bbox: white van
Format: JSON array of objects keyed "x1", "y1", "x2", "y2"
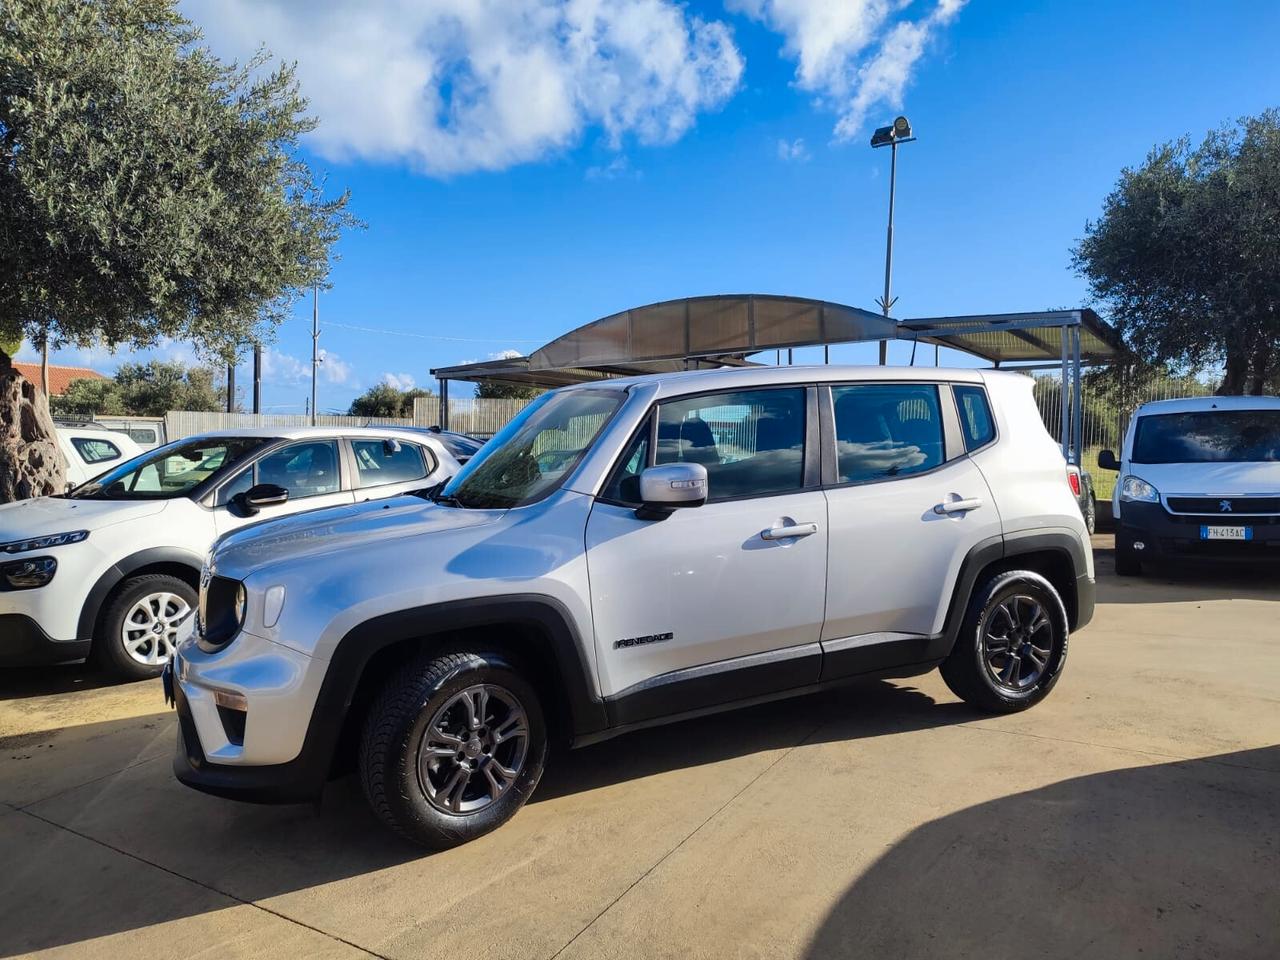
[
  {"x1": 1098, "y1": 396, "x2": 1280, "y2": 574},
  {"x1": 56, "y1": 426, "x2": 144, "y2": 490}
]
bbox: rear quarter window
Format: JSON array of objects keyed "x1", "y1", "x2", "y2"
[{"x1": 953, "y1": 385, "x2": 996, "y2": 451}]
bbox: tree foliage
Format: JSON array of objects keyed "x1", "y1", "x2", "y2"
[
  {"x1": 475, "y1": 379, "x2": 541, "y2": 400},
  {"x1": 52, "y1": 361, "x2": 225, "y2": 417},
  {"x1": 1073, "y1": 110, "x2": 1280, "y2": 395},
  {"x1": 348, "y1": 383, "x2": 435, "y2": 419},
  {"x1": 0, "y1": 0, "x2": 358, "y2": 361}
]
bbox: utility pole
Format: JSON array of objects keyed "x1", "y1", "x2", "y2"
[
  {"x1": 310, "y1": 285, "x2": 319, "y2": 426},
  {"x1": 226, "y1": 361, "x2": 236, "y2": 413},
  {"x1": 40, "y1": 332, "x2": 50, "y2": 396},
  {"x1": 870, "y1": 116, "x2": 916, "y2": 366},
  {"x1": 252, "y1": 343, "x2": 262, "y2": 414}
]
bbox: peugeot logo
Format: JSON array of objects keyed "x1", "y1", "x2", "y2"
[{"x1": 1219, "y1": 500, "x2": 1232, "y2": 513}]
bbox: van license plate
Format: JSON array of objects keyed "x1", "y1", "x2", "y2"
[{"x1": 1200, "y1": 526, "x2": 1251, "y2": 541}]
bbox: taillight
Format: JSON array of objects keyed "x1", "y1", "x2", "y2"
[{"x1": 1067, "y1": 470, "x2": 1081, "y2": 497}]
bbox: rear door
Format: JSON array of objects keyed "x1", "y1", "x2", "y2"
[
  {"x1": 820, "y1": 381, "x2": 1003, "y2": 679},
  {"x1": 586, "y1": 385, "x2": 828, "y2": 720},
  {"x1": 347, "y1": 437, "x2": 437, "y2": 502}
]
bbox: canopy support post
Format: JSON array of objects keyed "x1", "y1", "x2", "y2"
[{"x1": 1060, "y1": 326, "x2": 1070, "y2": 462}]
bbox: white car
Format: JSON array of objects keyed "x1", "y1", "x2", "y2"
[
  {"x1": 0, "y1": 427, "x2": 461, "y2": 678},
  {"x1": 1098, "y1": 395, "x2": 1280, "y2": 574},
  {"x1": 169, "y1": 366, "x2": 1094, "y2": 847},
  {"x1": 56, "y1": 426, "x2": 144, "y2": 489}
]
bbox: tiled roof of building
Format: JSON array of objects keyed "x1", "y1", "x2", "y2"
[{"x1": 11, "y1": 363, "x2": 110, "y2": 396}]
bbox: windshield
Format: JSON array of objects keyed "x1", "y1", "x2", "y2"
[
  {"x1": 1132, "y1": 411, "x2": 1280, "y2": 464},
  {"x1": 440, "y1": 390, "x2": 623, "y2": 508},
  {"x1": 68, "y1": 436, "x2": 273, "y2": 500}
]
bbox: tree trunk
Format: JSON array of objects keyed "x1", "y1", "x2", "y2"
[
  {"x1": 1219, "y1": 348, "x2": 1249, "y2": 395},
  {"x1": 1247, "y1": 344, "x2": 1273, "y2": 396},
  {"x1": 0, "y1": 353, "x2": 68, "y2": 503}
]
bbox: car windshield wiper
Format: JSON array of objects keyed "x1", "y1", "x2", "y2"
[{"x1": 428, "y1": 487, "x2": 468, "y2": 508}]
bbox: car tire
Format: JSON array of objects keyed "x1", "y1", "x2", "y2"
[
  {"x1": 940, "y1": 570, "x2": 1069, "y2": 714},
  {"x1": 1083, "y1": 493, "x2": 1097, "y2": 535},
  {"x1": 95, "y1": 574, "x2": 197, "y2": 681},
  {"x1": 1114, "y1": 525, "x2": 1143, "y2": 576},
  {"x1": 360, "y1": 651, "x2": 547, "y2": 848}
]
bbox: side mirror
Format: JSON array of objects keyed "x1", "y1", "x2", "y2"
[
  {"x1": 1096, "y1": 449, "x2": 1120, "y2": 472},
  {"x1": 233, "y1": 483, "x2": 289, "y2": 516},
  {"x1": 635, "y1": 463, "x2": 708, "y2": 521}
]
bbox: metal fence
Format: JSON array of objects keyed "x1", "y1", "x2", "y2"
[
  {"x1": 1033, "y1": 372, "x2": 1216, "y2": 498},
  {"x1": 164, "y1": 411, "x2": 417, "y2": 442},
  {"x1": 413, "y1": 397, "x2": 533, "y2": 437}
]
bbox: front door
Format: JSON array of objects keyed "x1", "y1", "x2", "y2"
[
  {"x1": 213, "y1": 439, "x2": 354, "y2": 535},
  {"x1": 586, "y1": 386, "x2": 827, "y2": 722}
]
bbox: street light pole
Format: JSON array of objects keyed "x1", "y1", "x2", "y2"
[
  {"x1": 871, "y1": 116, "x2": 916, "y2": 366},
  {"x1": 878, "y1": 139, "x2": 899, "y2": 366},
  {"x1": 310, "y1": 285, "x2": 319, "y2": 426}
]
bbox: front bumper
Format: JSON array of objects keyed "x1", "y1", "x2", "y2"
[
  {"x1": 168, "y1": 633, "x2": 341, "y2": 805},
  {"x1": 0, "y1": 614, "x2": 91, "y2": 666},
  {"x1": 1118, "y1": 501, "x2": 1280, "y2": 561}
]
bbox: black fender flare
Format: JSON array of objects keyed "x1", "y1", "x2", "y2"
[
  {"x1": 78, "y1": 546, "x2": 205, "y2": 641},
  {"x1": 941, "y1": 530, "x2": 1092, "y2": 652},
  {"x1": 325, "y1": 594, "x2": 608, "y2": 743}
]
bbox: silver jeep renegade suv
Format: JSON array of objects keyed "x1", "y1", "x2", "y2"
[{"x1": 168, "y1": 366, "x2": 1095, "y2": 847}]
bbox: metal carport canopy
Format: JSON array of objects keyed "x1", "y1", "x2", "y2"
[{"x1": 897, "y1": 309, "x2": 1121, "y2": 366}]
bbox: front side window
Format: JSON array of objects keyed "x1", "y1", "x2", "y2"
[
  {"x1": 600, "y1": 419, "x2": 651, "y2": 505},
  {"x1": 656, "y1": 388, "x2": 806, "y2": 501},
  {"x1": 352, "y1": 439, "x2": 429, "y2": 488},
  {"x1": 1133, "y1": 411, "x2": 1280, "y2": 464},
  {"x1": 71, "y1": 437, "x2": 122, "y2": 465},
  {"x1": 69, "y1": 437, "x2": 271, "y2": 500},
  {"x1": 831, "y1": 383, "x2": 944, "y2": 484},
  {"x1": 255, "y1": 441, "x2": 342, "y2": 498},
  {"x1": 954, "y1": 385, "x2": 995, "y2": 451},
  {"x1": 442, "y1": 390, "x2": 623, "y2": 509}
]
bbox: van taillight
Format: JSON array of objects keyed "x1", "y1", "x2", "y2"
[{"x1": 1067, "y1": 470, "x2": 1081, "y2": 497}]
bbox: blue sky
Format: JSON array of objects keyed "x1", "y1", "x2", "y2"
[{"x1": 29, "y1": 0, "x2": 1280, "y2": 413}]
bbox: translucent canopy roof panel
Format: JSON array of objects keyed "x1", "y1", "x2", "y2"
[
  {"x1": 529, "y1": 294, "x2": 896, "y2": 370},
  {"x1": 898, "y1": 310, "x2": 1122, "y2": 365}
]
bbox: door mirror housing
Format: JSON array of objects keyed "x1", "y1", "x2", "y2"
[
  {"x1": 233, "y1": 483, "x2": 290, "y2": 516},
  {"x1": 635, "y1": 463, "x2": 708, "y2": 520},
  {"x1": 1096, "y1": 449, "x2": 1120, "y2": 472}
]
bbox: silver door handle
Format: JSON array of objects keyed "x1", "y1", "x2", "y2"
[
  {"x1": 761, "y1": 522, "x2": 819, "y2": 540},
  {"x1": 934, "y1": 498, "x2": 984, "y2": 515}
]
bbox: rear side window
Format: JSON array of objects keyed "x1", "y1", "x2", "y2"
[
  {"x1": 656, "y1": 388, "x2": 806, "y2": 501},
  {"x1": 831, "y1": 384, "x2": 944, "y2": 483},
  {"x1": 351, "y1": 439, "x2": 429, "y2": 488},
  {"x1": 953, "y1": 385, "x2": 996, "y2": 451},
  {"x1": 71, "y1": 437, "x2": 122, "y2": 464}
]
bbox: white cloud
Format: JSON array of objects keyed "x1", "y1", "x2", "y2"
[
  {"x1": 489, "y1": 349, "x2": 524, "y2": 361},
  {"x1": 382, "y1": 372, "x2": 417, "y2": 390},
  {"x1": 730, "y1": 0, "x2": 965, "y2": 139},
  {"x1": 776, "y1": 137, "x2": 810, "y2": 161},
  {"x1": 318, "y1": 349, "x2": 354, "y2": 385},
  {"x1": 261, "y1": 348, "x2": 310, "y2": 385},
  {"x1": 585, "y1": 155, "x2": 640, "y2": 181},
  {"x1": 183, "y1": 0, "x2": 744, "y2": 176}
]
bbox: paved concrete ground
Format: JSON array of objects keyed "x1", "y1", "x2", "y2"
[{"x1": 2, "y1": 535, "x2": 1277, "y2": 959}]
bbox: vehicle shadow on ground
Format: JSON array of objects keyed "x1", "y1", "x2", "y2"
[
  {"x1": 0, "y1": 662, "x2": 128, "y2": 702},
  {"x1": 802, "y1": 745, "x2": 1280, "y2": 960},
  {"x1": 1093, "y1": 546, "x2": 1280, "y2": 604},
  {"x1": 1, "y1": 680, "x2": 980, "y2": 955}
]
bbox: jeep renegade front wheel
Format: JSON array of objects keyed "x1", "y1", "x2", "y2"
[
  {"x1": 939, "y1": 570, "x2": 1068, "y2": 713},
  {"x1": 359, "y1": 651, "x2": 548, "y2": 848}
]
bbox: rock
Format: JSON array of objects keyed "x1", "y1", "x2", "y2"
[{"x1": 0, "y1": 358, "x2": 67, "y2": 503}]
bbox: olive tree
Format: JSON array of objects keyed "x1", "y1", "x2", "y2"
[
  {"x1": 0, "y1": 0, "x2": 357, "y2": 498},
  {"x1": 1073, "y1": 110, "x2": 1280, "y2": 395}
]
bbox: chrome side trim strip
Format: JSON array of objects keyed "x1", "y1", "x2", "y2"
[
  {"x1": 613, "y1": 642, "x2": 822, "y2": 698},
  {"x1": 821, "y1": 631, "x2": 924, "y2": 654}
]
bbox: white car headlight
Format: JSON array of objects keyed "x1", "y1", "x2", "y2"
[
  {"x1": 0, "y1": 530, "x2": 88, "y2": 553},
  {"x1": 1120, "y1": 475, "x2": 1159, "y2": 503}
]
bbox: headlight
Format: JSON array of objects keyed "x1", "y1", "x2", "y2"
[
  {"x1": 0, "y1": 557, "x2": 57, "y2": 589},
  {"x1": 197, "y1": 574, "x2": 248, "y2": 652},
  {"x1": 0, "y1": 530, "x2": 88, "y2": 554},
  {"x1": 1120, "y1": 475, "x2": 1159, "y2": 503}
]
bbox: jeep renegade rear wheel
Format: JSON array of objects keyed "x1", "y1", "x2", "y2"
[
  {"x1": 359, "y1": 651, "x2": 547, "y2": 848},
  {"x1": 940, "y1": 570, "x2": 1068, "y2": 713}
]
